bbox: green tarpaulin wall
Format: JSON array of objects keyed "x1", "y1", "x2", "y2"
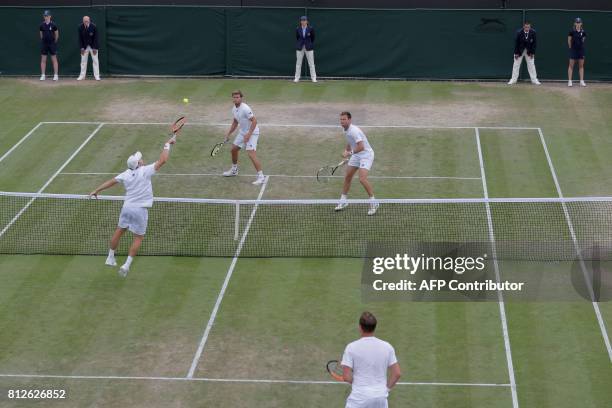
[{"x1": 0, "y1": 7, "x2": 610, "y2": 80}]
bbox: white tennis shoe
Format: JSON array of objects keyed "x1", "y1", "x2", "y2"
[
  {"x1": 223, "y1": 167, "x2": 239, "y2": 177},
  {"x1": 568, "y1": 80, "x2": 573, "y2": 87},
  {"x1": 39, "y1": 75, "x2": 46, "y2": 81},
  {"x1": 252, "y1": 175, "x2": 266, "y2": 185},
  {"x1": 105, "y1": 255, "x2": 117, "y2": 267},
  {"x1": 580, "y1": 81, "x2": 586, "y2": 87},
  {"x1": 53, "y1": 74, "x2": 58, "y2": 81},
  {"x1": 532, "y1": 79, "x2": 541, "y2": 85},
  {"x1": 118, "y1": 264, "x2": 129, "y2": 278},
  {"x1": 334, "y1": 202, "x2": 348, "y2": 212},
  {"x1": 368, "y1": 202, "x2": 379, "y2": 216}
]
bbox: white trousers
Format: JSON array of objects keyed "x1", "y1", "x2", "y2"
[
  {"x1": 510, "y1": 49, "x2": 538, "y2": 82},
  {"x1": 295, "y1": 48, "x2": 316, "y2": 81},
  {"x1": 80, "y1": 46, "x2": 100, "y2": 79}
]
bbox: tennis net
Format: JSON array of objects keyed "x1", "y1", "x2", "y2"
[{"x1": 1, "y1": 191, "x2": 612, "y2": 260}]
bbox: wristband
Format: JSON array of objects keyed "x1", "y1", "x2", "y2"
[{"x1": 164, "y1": 143, "x2": 171, "y2": 151}]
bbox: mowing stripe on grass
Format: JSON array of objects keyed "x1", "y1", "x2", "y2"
[
  {"x1": 0, "y1": 373, "x2": 511, "y2": 387},
  {"x1": 60, "y1": 172, "x2": 481, "y2": 181},
  {"x1": 0, "y1": 124, "x2": 104, "y2": 239},
  {"x1": 537, "y1": 128, "x2": 612, "y2": 363},
  {"x1": 186, "y1": 176, "x2": 270, "y2": 378},
  {"x1": 476, "y1": 128, "x2": 519, "y2": 408},
  {"x1": 0, "y1": 122, "x2": 44, "y2": 165}
]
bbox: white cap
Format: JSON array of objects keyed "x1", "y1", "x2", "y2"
[{"x1": 127, "y1": 151, "x2": 142, "y2": 170}]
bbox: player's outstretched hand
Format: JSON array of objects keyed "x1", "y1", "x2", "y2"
[{"x1": 89, "y1": 191, "x2": 98, "y2": 199}]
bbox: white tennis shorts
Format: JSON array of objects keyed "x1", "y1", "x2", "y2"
[
  {"x1": 233, "y1": 131, "x2": 260, "y2": 151},
  {"x1": 118, "y1": 206, "x2": 149, "y2": 236},
  {"x1": 348, "y1": 152, "x2": 374, "y2": 171},
  {"x1": 345, "y1": 396, "x2": 388, "y2": 408}
]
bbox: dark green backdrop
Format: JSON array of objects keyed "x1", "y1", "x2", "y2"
[{"x1": 1, "y1": 7, "x2": 610, "y2": 80}]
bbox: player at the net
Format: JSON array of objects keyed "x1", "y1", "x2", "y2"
[
  {"x1": 335, "y1": 111, "x2": 378, "y2": 215},
  {"x1": 88, "y1": 119, "x2": 183, "y2": 277}
]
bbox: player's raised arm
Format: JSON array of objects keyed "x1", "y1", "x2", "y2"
[{"x1": 154, "y1": 137, "x2": 176, "y2": 171}]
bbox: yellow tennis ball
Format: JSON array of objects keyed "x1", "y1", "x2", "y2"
[{"x1": 183, "y1": 98, "x2": 189, "y2": 104}]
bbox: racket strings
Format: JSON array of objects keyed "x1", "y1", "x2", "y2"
[
  {"x1": 326, "y1": 360, "x2": 344, "y2": 381},
  {"x1": 317, "y1": 166, "x2": 334, "y2": 182}
]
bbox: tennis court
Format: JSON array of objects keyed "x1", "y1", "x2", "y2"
[{"x1": 0, "y1": 78, "x2": 611, "y2": 407}]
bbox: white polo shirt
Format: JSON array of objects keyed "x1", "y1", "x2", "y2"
[
  {"x1": 232, "y1": 102, "x2": 260, "y2": 135},
  {"x1": 115, "y1": 163, "x2": 156, "y2": 208},
  {"x1": 343, "y1": 124, "x2": 373, "y2": 158},
  {"x1": 341, "y1": 336, "x2": 398, "y2": 401}
]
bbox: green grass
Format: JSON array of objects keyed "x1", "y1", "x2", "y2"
[{"x1": 0, "y1": 78, "x2": 611, "y2": 407}]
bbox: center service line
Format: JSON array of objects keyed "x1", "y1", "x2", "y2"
[{"x1": 187, "y1": 176, "x2": 270, "y2": 378}]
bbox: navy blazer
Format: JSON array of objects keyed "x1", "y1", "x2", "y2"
[
  {"x1": 514, "y1": 28, "x2": 536, "y2": 55},
  {"x1": 296, "y1": 26, "x2": 315, "y2": 51},
  {"x1": 78, "y1": 22, "x2": 99, "y2": 50}
]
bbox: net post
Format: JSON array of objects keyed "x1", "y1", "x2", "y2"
[{"x1": 234, "y1": 202, "x2": 240, "y2": 241}]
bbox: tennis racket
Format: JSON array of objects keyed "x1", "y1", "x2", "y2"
[
  {"x1": 317, "y1": 159, "x2": 348, "y2": 183},
  {"x1": 169, "y1": 116, "x2": 187, "y2": 141},
  {"x1": 326, "y1": 360, "x2": 344, "y2": 382},
  {"x1": 210, "y1": 140, "x2": 228, "y2": 157}
]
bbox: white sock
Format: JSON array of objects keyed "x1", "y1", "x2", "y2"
[
  {"x1": 257, "y1": 170, "x2": 263, "y2": 176},
  {"x1": 340, "y1": 194, "x2": 347, "y2": 201},
  {"x1": 108, "y1": 249, "x2": 115, "y2": 258},
  {"x1": 124, "y1": 256, "x2": 133, "y2": 267}
]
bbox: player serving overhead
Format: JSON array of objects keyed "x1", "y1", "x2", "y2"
[
  {"x1": 335, "y1": 111, "x2": 378, "y2": 215},
  {"x1": 222, "y1": 90, "x2": 266, "y2": 185},
  {"x1": 89, "y1": 120, "x2": 183, "y2": 277}
]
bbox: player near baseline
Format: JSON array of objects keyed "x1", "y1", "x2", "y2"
[
  {"x1": 341, "y1": 312, "x2": 402, "y2": 408},
  {"x1": 334, "y1": 111, "x2": 378, "y2": 216},
  {"x1": 89, "y1": 135, "x2": 178, "y2": 277}
]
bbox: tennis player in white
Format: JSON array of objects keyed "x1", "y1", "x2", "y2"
[
  {"x1": 89, "y1": 136, "x2": 176, "y2": 277},
  {"x1": 223, "y1": 90, "x2": 265, "y2": 185},
  {"x1": 335, "y1": 111, "x2": 378, "y2": 215},
  {"x1": 341, "y1": 312, "x2": 402, "y2": 408}
]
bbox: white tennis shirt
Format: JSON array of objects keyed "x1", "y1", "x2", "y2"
[
  {"x1": 343, "y1": 124, "x2": 373, "y2": 158},
  {"x1": 232, "y1": 102, "x2": 260, "y2": 135},
  {"x1": 115, "y1": 163, "x2": 156, "y2": 208},
  {"x1": 341, "y1": 336, "x2": 398, "y2": 401}
]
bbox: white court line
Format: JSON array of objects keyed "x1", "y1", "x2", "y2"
[
  {"x1": 41, "y1": 121, "x2": 540, "y2": 130},
  {"x1": 0, "y1": 124, "x2": 105, "y2": 239},
  {"x1": 59, "y1": 172, "x2": 481, "y2": 181},
  {"x1": 537, "y1": 128, "x2": 612, "y2": 363},
  {"x1": 0, "y1": 122, "x2": 44, "y2": 165},
  {"x1": 0, "y1": 373, "x2": 510, "y2": 387},
  {"x1": 475, "y1": 128, "x2": 519, "y2": 408},
  {"x1": 186, "y1": 176, "x2": 270, "y2": 378}
]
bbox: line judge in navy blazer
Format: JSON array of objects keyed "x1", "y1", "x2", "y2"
[{"x1": 294, "y1": 16, "x2": 317, "y2": 83}]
